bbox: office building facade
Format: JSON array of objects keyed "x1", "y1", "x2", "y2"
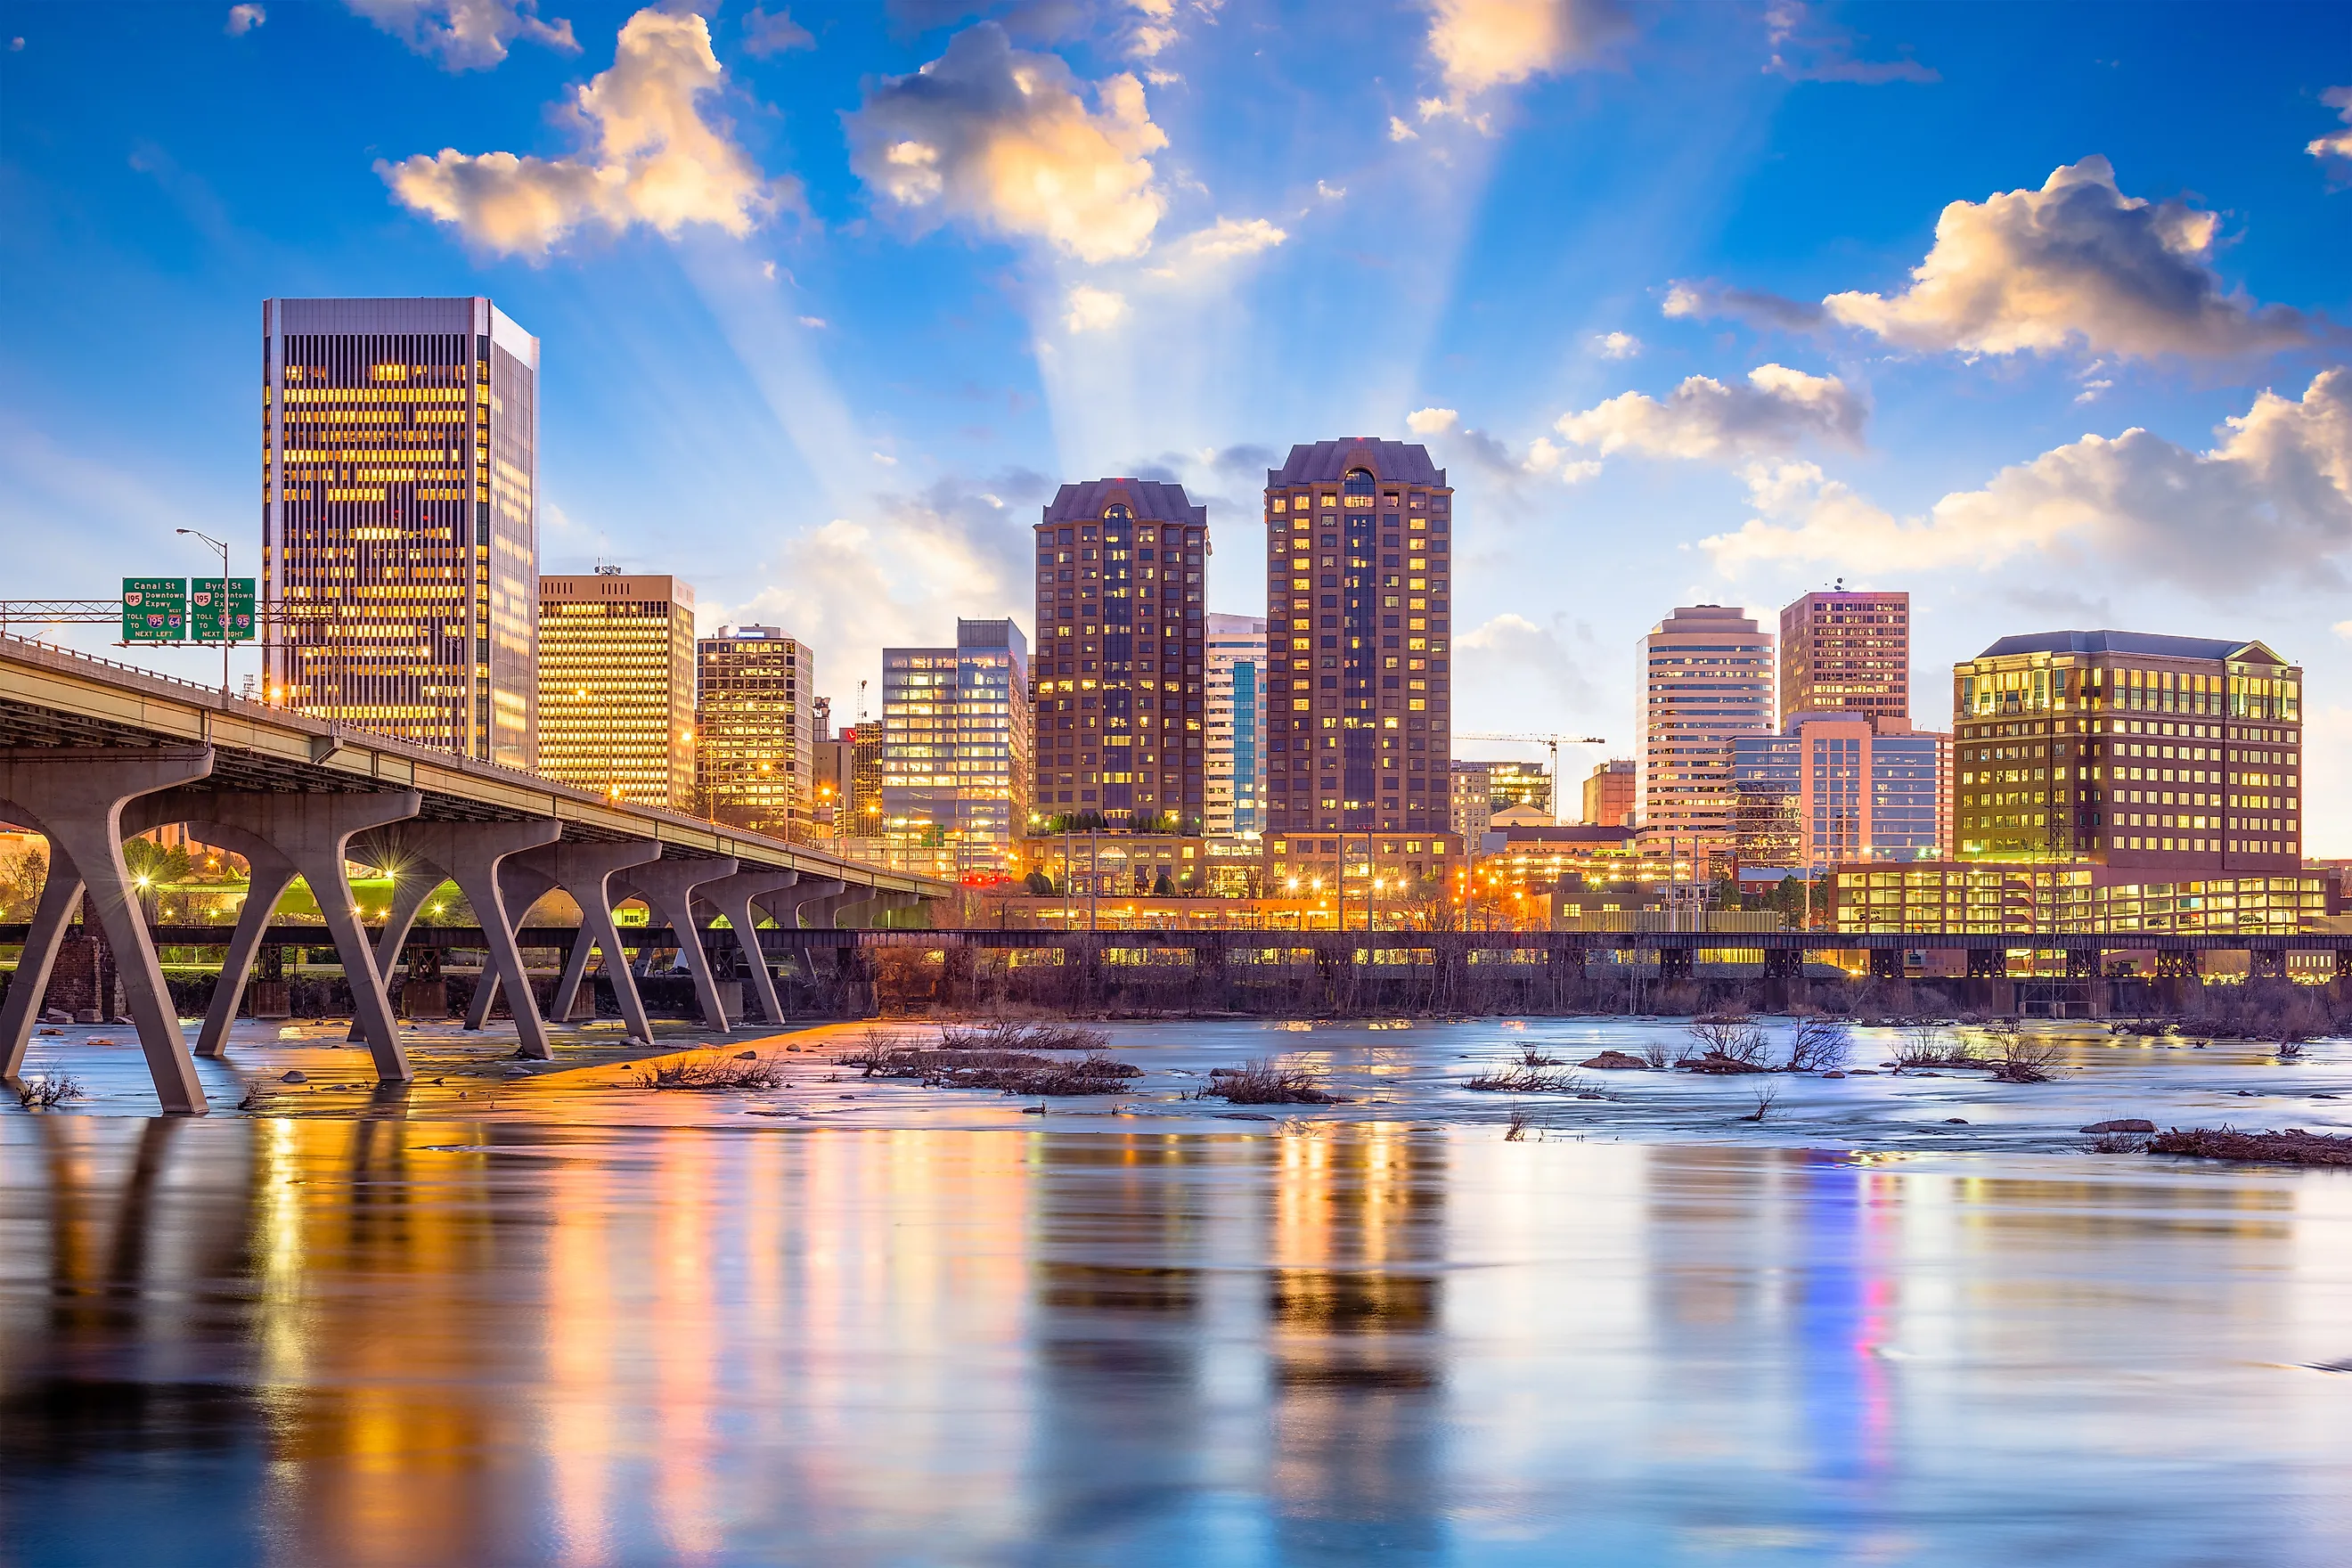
[
  {"x1": 1449, "y1": 762, "x2": 1495, "y2": 845},
  {"x1": 1205, "y1": 613, "x2": 1268, "y2": 838},
  {"x1": 1781, "y1": 589, "x2": 1909, "y2": 723},
  {"x1": 1637, "y1": 604, "x2": 1776, "y2": 843},
  {"x1": 1582, "y1": 758, "x2": 1637, "y2": 828},
  {"x1": 536, "y1": 570, "x2": 695, "y2": 809},
  {"x1": 696, "y1": 626, "x2": 816, "y2": 835},
  {"x1": 883, "y1": 619, "x2": 1031, "y2": 874},
  {"x1": 1031, "y1": 480, "x2": 1207, "y2": 829},
  {"x1": 1731, "y1": 714, "x2": 1947, "y2": 875},
  {"x1": 262, "y1": 296, "x2": 539, "y2": 767},
  {"x1": 1952, "y1": 630, "x2": 2303, "y2": 873}
]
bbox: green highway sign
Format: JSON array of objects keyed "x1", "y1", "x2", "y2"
[
  {"x1": 191, "y1": 577, "x2": 257, "y2": 644},
  {"x1": 121, "y1": 577, "x2": 186, "y2": 644}
]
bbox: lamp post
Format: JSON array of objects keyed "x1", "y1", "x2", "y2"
[{"x1": 177, "y1": 527, "x2": 232, "y2": 699}]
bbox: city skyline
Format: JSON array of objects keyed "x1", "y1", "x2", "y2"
[{"x1": 3, "y1": 3, "x2": 2348, "y2": 846}]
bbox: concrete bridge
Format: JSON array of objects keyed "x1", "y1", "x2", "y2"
[{"x1": 0, "y1": 634, "x2": 950, "y2": 1113}]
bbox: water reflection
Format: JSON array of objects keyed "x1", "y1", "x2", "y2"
[{"x1": 5, "y1": 1119, "x2": 2352, "y2": 1564}]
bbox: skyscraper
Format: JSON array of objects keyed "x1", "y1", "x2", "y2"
[
  {"x1": 1263, "y1": 442, "x2": 1454, "y2": 830},
  {"x1": 882, "y1": 619, "x2": 1031, "y2": 874},
  {"x1": 1781, "y1": 588, "x2": 1910, "y2": 723},
  {"x1": 1031, "y1": 479, "x2": 1208, "y2": 828},
  {"x1": 1205, "y1": 613, "x2": 1268, "y2": 838},
  {"x1": 1952, "y1": 631, "x2": 2302, "y2": 870},
  {"x1": 536, "y1": 569, "x2": 695, "y2": 809},
  {"x1": 696, "y1": 625, "x2": 816, "y2": 835},
  {"x1": 1732, "y1": 714, "x2": 1946, "y2": 874},
  {"x1": 263, "y1": 297, "x2": 539, "y2": 768},
  {"x1": 1638, "y1": 605, "x2": 1775, "y2": 845}
]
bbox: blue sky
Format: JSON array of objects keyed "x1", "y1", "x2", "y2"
[{"x1": 3, "y1": 1, "x2": 2348, "y2": 836}]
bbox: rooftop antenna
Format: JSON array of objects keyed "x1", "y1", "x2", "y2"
[{"x1": 856, "y1": 677, "x2": 870, "y2": 727}]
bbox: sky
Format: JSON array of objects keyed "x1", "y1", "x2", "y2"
[{"x1": 2, "y1": 1, "x2": 2348, "y2": 834}]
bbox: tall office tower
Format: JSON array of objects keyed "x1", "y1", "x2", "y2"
[
  {"x1": 263, "y1": 298, "x2": 539, "y2": 768},
  {"x1": 1263, "y1": 441, "x2": 1453, "y2": 835},
  {"x1": 536, "y1": 569, "x2": 696, "y2": 809},
  {"x1": 1205, "y1": 613, "x2": 1268, "y2": 837},
  {"x1": 846, "y1": 721, "x2": 884, "y2": 838},
  {"x1": 1581, "y1": 758, "x2": 1637, "y2": 828},
  {"x1": 1031, "y1": 479, "x2": 1208, "y2": 827},
  {"x1": 1953, "y1": 631, "x2": 2302, "y2": 871},
  {"x1": 882, "y1": 619, "x2": 1031, "y2": 872},
  {"x1": 1637, "y1": 605, "x2": 1776, "y2": 844},
  {"x1": 1782, "y1": 588, "x2": 1910, "y2": 723},
  {"x1": 696, "y1": 625, "x2": 816, "y2": 835}
]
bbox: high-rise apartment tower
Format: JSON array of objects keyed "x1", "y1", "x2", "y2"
[
  {"x1": 1263, "y1": 441, "x2": 1453, "y2": 835},
  {"x1": 263, "y1": 297, "x2": 539, "y2": 767},
  {"x1": 1638, "y1": 605, "x2": 1776, "y2": 842},
  {"x1": 536, "y1": 570, "x2": 695, "y2": 809},
  {"x1": 1782, "y1": 589, "x2": 1909, "y2": 723},
  {"x1": 1031, "y1": 479, "x2": 1207, "y2": 828},
  {"x1": 696, "y1": 626, "x2": 815, "y2": 835},
  {"x1": 1205, "y1": 613, "x2": 1268, "y2": 837}
]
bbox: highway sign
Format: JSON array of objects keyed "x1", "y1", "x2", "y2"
[
  {"x1": 190, "y1": 577, "x2": 256, "y2": 644},
  {"x1": 121, "y1": 577, "x2": 187, "y2": 643}
]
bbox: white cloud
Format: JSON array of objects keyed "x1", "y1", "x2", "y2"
[
  {"x1": 2074, "y1": 379, "x2": 2112, "y2": 404},
  {"x1": 1700, "y1": 369, "x2": 2352, "y2": 595},
  {"x1": 1592, "y1": 330, "x2": 1640, "y2": 359},
  {"x1": 1406, "y1": 407, "x2": 1459, "y2": 435},
  {"x1": 1064, "y1": 284, "x2": 1130, "y2": 332},
  {"x1": 225, "y1": 4, "x2": 265, "y2": 36},
  {"x1": 1387, "y1": 115, "x2": 1418, "y2": 143},
  {"x1": 1422, "y1": 0, "x2": 1632, "y2": 108},
  {"x1": 1315, "y1": 179, "x2": 1346, "y2": 202},
  {"x1": 380, "y1": 9, "x2": 782, "y2": 259},
  {"x1": 1523, "y1": 437, "x2": 1601, "y2": 483},
  {"x1": 1823, "y1": 156, "x2": 2321, "y2": 358},
  {"x1": 345, "y1": 0, "x2": 577, "y2": 70},
  {"x1": 845, "y1": 22, "x2": 1167, "y2": 264},
  {"x1": 2312, "y1": 86, "x2": 2352, "y2": 175},
  {"x1": 1171, "y1": 215, "x2": 1285, "y2": 262},
  {"x1": 1555, "y1": 364, "x2": 1866, "y2": 461},
  {"x1": 1458, "y1": 611, "x2": 1601, "y2": 713},
  {"x1": 739, "y1": 5, "x2": 813, "y2": 58},
  {"x1": 797, "y1": 314, "x2": 828, "y2": 329}
]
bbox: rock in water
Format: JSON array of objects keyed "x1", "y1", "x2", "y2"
[
  {"x1": 280, "y1": 1070, "x2": 307, "y2": 1083},
  {"x1": 2081, "y1": 1118, "x2": 2156, "y2": 1133}
]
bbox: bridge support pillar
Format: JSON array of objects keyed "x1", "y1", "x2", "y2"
[
  {"x1": 764, "y1": 878, "x2": 847, "y2": 929},
  {"x1": 0, "y1": 747, "x2": 217, "y2": 1113},
  {"x1": 2067, "y1": 945, "x2": 2102, "y2": 981},
  {"x1": 1869, "y1": 947, "x2": 1904, "y2": 981},
  {"x1": 1656, "y1": 944, "x2": 1694, "y2": 984},
  {"x1": 620, "y1": 858, "x2": 741, "y2": 1032},
  {"x1": 1966, "y1": 947, "x2": 2007, "y2": 980},
  {"x1": 357, "y1": 820, "x2": 562, "y2": 1058},
  {"x1": 492, "y1": 840, "x2": 665, "y2": 1044},
  {"x1": 696, "y1": 870, "x2": 802, "y2": 1025},
  {"x1": 139, "y1": 788, "x2": 426, "y2": 1082}
]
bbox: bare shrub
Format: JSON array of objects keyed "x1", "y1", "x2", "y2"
[
  {"x1": 635, "y1": 1056, "x2": 787, "y2": 1090},
  {"x1": 2086, "y1": 1132, "x2": 2150, "y2": 1154},
  {"x1": 1740, "y1": 1083, "x2": 1781, "y2": 1123},
  {"x1": 937, "y1": 1019, "x2": 1110, "y2": 1053},
  {"x1": 2149, "y1": 1126, "x2": 2352, "y2": 1165},
  {"x1": 1504, "y1": 1106, "x2": 1536, "y2": 1141},
  {"x1": 852, "y1": 1045, "x2": 1140, "y2": 1095},
  {"x1": 1201, "y1": 1059, "x2": 1342, "y2": 1105},
  {"x1": 1784, "y1": 1016, "x2": 1850, "y2": 1073},
  {"x1": 1898, "y1": 1022, "x2": 1980, "y2": 1069},
  {"x1": 1465, "y1": 1063, "x2": 1579, "y2": 1092},
  {"x1": 2276, "y1": 1039, "x2": 2307, "y2": 1062},
  {"x1": 14, "y1": 1074, "x2": 84, "y2": 1110},
  {"x1": 1989, "y1": 1037, "x2": 2063, "y2": 1084},
  {"x1": 1686, "y1": 1015, "x2": 1757, "y2": 1055},
  {"x1": 1515, "y1": 1047, "x2": 1564, "y2": 1067},
  {"x1": 1639, "y1": 1037, "x2": 1678, "y2": 1069}
]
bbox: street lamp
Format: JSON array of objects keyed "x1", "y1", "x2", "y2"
[{"x1": 176, "y1": 527, "x2": 232, "y2": 699}]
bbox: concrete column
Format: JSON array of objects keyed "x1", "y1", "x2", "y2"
[
  {"x1": 765, "y1": 878, "x2": 846, "y2": 929},
  {"x1": 695, "y1": 870, "x2": 800, "y2": 1025},
  {"x1": 0, "y1": 845, "x2": 90, "y2": 1081},
  {"x1": 0, "y1": 747, "x2": 216, "y2": 1113},
  {"x1": 482, "y1": 840, "x2": 662, "y2": 1043},
  {"x1": 355, "y1": 820, "x2": 562, "y2": 1058},
  {"x1": 141, "y1": 788, "x2": 425, "y2": 1082},
  {"x1": 191, "y1": 843, "x2": 296, "y2": 1058},
  {"x1": 619, "y1": 857, "x2": 740, "y2": 1032}
]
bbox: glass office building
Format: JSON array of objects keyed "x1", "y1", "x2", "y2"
[
  {"x1": 1732, "y1": 715, "x2": 1948, "y2": 874},
  {"x1": 883, "y1": 619, "x2": 1031, "y2": 875},
  {"x1": 537, "y1": 570, "x2": 696, "y2": 809},
  {"x1": 1205, "y1": 613, "x2": 1267, "y2": 838},
  {"x1": 696, "y1": 626, "x2": 816, "y2": 835}
]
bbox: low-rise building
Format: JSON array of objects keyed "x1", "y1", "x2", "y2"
[
  {"x1": 1831, "y1": 862, "x2": 2323, "y2": 936},
  {"x1": 1581, "y1": 759, "x2": 1636, "y2": 828}
]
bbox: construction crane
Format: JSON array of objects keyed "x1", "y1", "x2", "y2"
[{"x1": 1456, "y1": 732, "x2": 1609, "y2": 826}]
